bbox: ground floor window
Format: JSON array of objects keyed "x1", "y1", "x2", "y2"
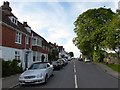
[
  {"x1": 33, "y1": 52, "x2": 42, "y2": 62},
  {"x1": 15, "y1": 51, "x2": 20, "y2": 60}
]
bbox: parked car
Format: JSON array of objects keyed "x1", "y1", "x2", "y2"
[
  {"x1": 57, "y1": 59, "x2": 65, "y2": 67},
  {"x1": 63, "y1": 58, "x2": 68, "y2": 65},
  {"x1": 57, "y1": 58, "x2": 68, "y2": 66},
  {"x1": 19, "y1": 62, "x2": 53, "y2": 85},
  {"x1": 50, "y1": 61, "x2": 62, "y2": 70},
  {"x1": 78, "y1": 58, "x2": 83, "y2": 61},
  {"x1": 84, "y1": 58, "x2": 91, "y2": 63},
  {"x1": 68, "y1": 58, "x2": 72, "y2": 61}
]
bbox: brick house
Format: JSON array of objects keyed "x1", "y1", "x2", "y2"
[
  {"x1": 0, "y1": 1, "x2": 33, "y2": 69},
  {"x1": 0, "y1": 1, "x2": 67, "y2": 69},
  {"x1": 31, "y1": 30, "x2": 49, "y2": 62},
  {"x1": 0, "y1": 1, "x2": 49, "y2": 69}
]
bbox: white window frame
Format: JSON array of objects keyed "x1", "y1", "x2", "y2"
[
  {"x1": 15, "y1": 31, "x2": 22, "y2": 44},
  {"x1": 15, "y1": 51, "x2": 20, "y2": 60},
  {"x1": 26, "y1": 35, "x2": 29, "y2": 44},
  {"x1": 32, "y1": 37, "x2": 37, "y2": 45},
  {"x1": 32, "y1": 37, "x2": 42, "y2": 47},
  {"x1": 9, "y1": 16, "x2": 18, "y2": 25}
]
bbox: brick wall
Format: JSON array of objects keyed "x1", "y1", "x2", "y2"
[
  {"x1": 2, "y1": 24, "x2": 31, "y2": 49},
  {"x1": 32, "y1": 46, "x2": 49, "y2": 54}
]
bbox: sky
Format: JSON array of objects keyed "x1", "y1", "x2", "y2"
[{"x1": 0, "y1": 0, "x2": 119, "y2": 57}]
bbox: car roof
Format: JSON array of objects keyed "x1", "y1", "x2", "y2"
[{"x1": 33, "y1": 61, "x2": 49, "y2": 64}]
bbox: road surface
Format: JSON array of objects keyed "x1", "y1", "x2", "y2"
[{"x1": 15, "y1": 59, "x2": 119, "y2": 88}]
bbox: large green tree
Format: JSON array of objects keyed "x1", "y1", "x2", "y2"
[
  {"x1": 69, "y1": 52, "x2": 74, "y2": 57},
  {"x1": 73, "y1": 7, "x2": 115, "y2": 61},
  {"x1": 103, "y1": 12, "x2": 120, "y2": 59}
]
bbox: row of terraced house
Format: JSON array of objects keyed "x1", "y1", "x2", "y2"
[{"x1": 0, "y1": 1, "x2": 69, "y2": 69}]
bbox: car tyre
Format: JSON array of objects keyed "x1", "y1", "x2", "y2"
[
  {"x1": 44, "y1": 75, "x2": 48, "y2": 84},
  {"x1": 51, "y1": 73, "x2": 54, "y2": 76}
]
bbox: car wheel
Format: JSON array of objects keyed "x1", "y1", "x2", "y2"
[
  {"x1": 51, "y1": 72, "x2": 54, "y2": 76},
  {"x1": 44, "y1": 75, "x2": 48, "y2": 84}
]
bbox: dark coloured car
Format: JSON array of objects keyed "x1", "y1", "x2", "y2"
[
  {"x1": 78, "y1": 58, "x2": 83, "y2": 61},
  {"x1": 51, "y1": 61, "x2": 62, "y2": 70}
]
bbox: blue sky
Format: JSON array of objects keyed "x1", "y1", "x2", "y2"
[{"x1": 0, "y1": 0, "x2": 119, "y2": 57}]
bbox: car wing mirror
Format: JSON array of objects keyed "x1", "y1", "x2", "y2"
[
  {"x1": 25, "y1": 68, "x2": 28, "y2": 71},
  {"x1": 50, "y1": 65, "x2": 53, "y2": 67}
]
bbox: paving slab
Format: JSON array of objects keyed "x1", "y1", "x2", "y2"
[{"x1": 2, "y1": 74, "x2": 20, "y2": 89}]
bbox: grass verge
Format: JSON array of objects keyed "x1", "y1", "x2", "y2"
[{"x1": 106, "y1": 64, "x2": 120, "y2": 73}]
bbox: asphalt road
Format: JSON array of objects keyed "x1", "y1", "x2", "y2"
[{"x1": 15, "y1": 59, "x2": 119, "y2": 88}]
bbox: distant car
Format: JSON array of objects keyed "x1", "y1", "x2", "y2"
[
  {"x1": 78, "y1": 58, "x2": 83, "y2": 61},
  {"x1": 51, "y1": 61, "x2": 62, "y2": 70},
  {"x1": 58, "y1": 58, "x2": 68, "y2": 66},
  {"x1": 57, "y1": 58, "x2": 65, "y2": 67},
  {"x1": 84, "y1": 58, "x2": 91, "y2": 63},
  {"x1": 63, "y1": 58, "x2": 68, "y2": 65},
  {"x1": 68, "y1": 58, "x2": 72, "y2": 61},
  {"x1": 19, "y1": 62, "x2": 53, "y2": 85}
]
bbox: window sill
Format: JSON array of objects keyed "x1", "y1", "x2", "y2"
[{"x1": 15, "y1": 42, "x2": 22, "y2": 45}]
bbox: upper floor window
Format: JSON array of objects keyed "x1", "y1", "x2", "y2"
[
  {"x1": 37, "y1": 38, "x2": 42, "y2": 47},
  {"x1": 32, "y1": 38, "x2": 37, "y2": 45},
  {"x1": 32, "y1": 37, "x2": 42, "y2": 47},
  {"x1": 26, "y1": 36, "x2": 29, "y2": 44},
  {"x1": 25, "y1": 27, "x2": 31, "y2": 33},
  {"x1": 15, "y1": 31, "x2": 22, "y2": 44},
  {"x1": 9, "y1": 16, "x2": 18, "y2": 25}
]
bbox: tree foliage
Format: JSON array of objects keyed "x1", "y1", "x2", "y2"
[
  {"x1": 48, "y1": 48, "x2": 59, "y2": 61},
  {"x1": 103, "y1": 13, "x2": 120, "y2": 58},
  {"x1": 69, "y1": 52, "x2": 74, "y2": 57},
  {"x1": 73, "y1": 7, "x2": 119, "y2": 61}
]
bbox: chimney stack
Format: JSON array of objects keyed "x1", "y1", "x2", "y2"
[
  {"x1": 23, "y1": 21, "x2": 28, "y2": 27},
  {"x1": 3, "y1": 1, "x2": 10, "y2": 7},
  {"x1": 23, "y1": 22, "x2": 27, "y2": 25},
  {"x1": 1, "y1": 1, "x2": 12, "y2": 15}
]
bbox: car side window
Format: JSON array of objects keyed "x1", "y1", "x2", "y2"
[{"x1": 47, "y1": 64, "x2": 50, "y2": 67}]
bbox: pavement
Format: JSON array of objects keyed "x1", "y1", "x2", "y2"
[
  {"x1": 1, "y1": 62, "x2": 120, "y2": 89},
  {"x1": 2, "y1": 74, "x2": 20, "y2": 90},
  {"x1": 94, "y1": 63, "x2": 120, "y2": 80}
]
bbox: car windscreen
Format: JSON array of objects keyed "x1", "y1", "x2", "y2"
[{"x1": 28, "y1": 63, "x2": 47, "y2": 70}]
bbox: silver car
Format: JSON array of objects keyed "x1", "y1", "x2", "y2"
[{"x1": 19, "y1": 62, "x2": 53, "y2": 85}]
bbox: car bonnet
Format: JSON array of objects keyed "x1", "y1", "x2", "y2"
[{"x1": 21, "y1": 69, "x2": 46, "y2": 76}]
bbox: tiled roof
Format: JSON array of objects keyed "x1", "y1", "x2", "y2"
[
  {"x1": 31, "y1": 30, "x2": 49, "y2": 46},
  {"x1": 1, "y1": 11, "x2": 31, "y2": 35}
]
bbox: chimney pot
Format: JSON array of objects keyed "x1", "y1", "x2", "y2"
[
  {"x1": 23, "y1": 22, "x2": 27, "y2": 26},
  {"x1": 3, "y1": 1, "x2": 10, "y2": 6}
]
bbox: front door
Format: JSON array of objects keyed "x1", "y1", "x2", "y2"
[{"x1": 25, "y1": 52, "x2": 28, "y2": 70}]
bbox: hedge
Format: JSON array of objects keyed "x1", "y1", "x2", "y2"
[{"x1": 2, "y1": 59, "x2": 23, "y2": 77}]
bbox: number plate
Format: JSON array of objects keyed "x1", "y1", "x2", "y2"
[{"x1": 25, "y1": 80, "x2": 32, "y2": 83}]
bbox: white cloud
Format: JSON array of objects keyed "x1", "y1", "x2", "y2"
[{"x1": 1, "y1": 0, "x2": 119, "y2": 57}]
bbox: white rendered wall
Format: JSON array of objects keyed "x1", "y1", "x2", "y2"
[
  {"x1": 1, "y1": 46, "x2": 22, "y2": 61},
  {"x1": 0, "y1": 46, "x2": 33, "y2": 69}
]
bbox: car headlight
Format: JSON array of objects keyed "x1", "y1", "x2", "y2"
[{"x1": 36, "y1": 74, "x2": 43, "y2": 78}]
